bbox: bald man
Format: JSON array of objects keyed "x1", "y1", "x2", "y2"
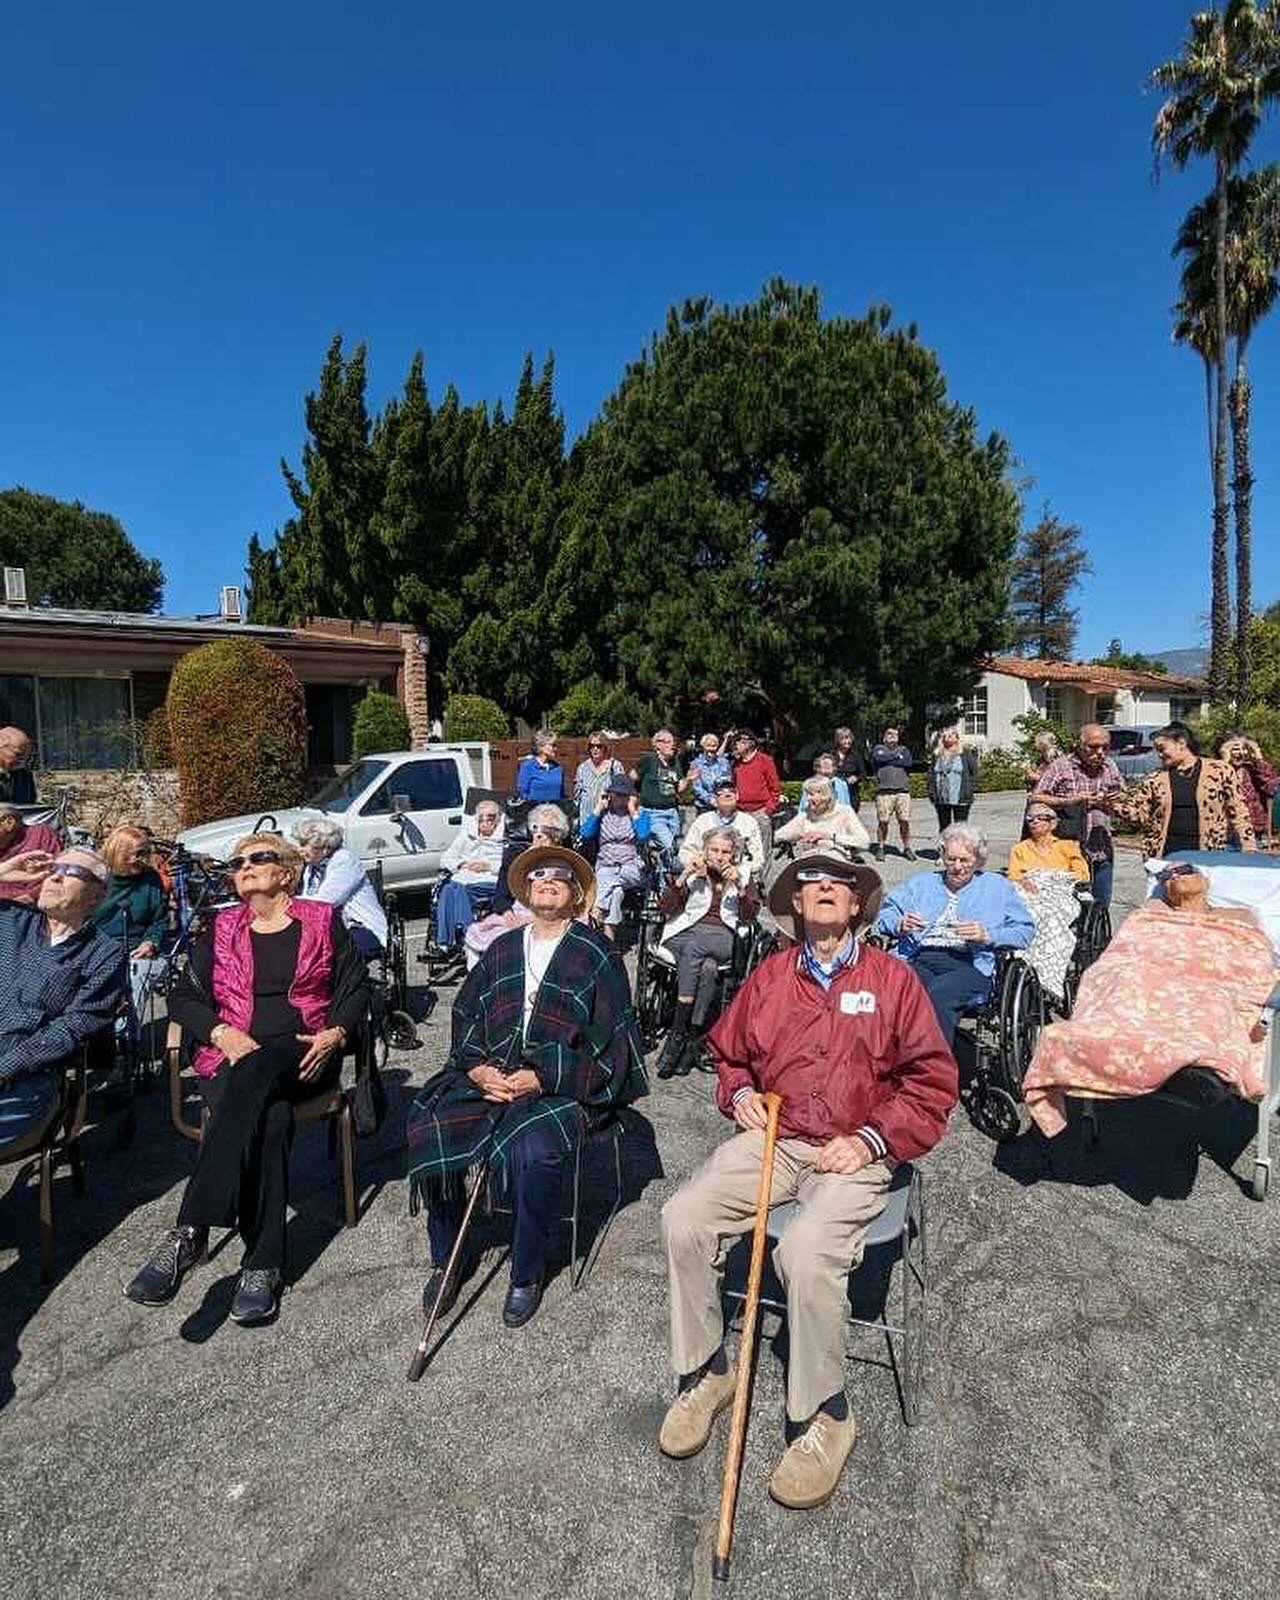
[
  {"x1": 1032, "y1": 724, "x2": 1125, "y2": 909},
  {"x1": 0, "y1": 727, "x2": 36, "y2": 805}
]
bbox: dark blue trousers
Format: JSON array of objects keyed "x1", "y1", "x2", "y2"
[
  {"x1": 426, "y1": 1119, "x2": 563, "y2": 1285},
  {"x1": 912, "y1": 948, "x2": 992, "y2": 1046}
]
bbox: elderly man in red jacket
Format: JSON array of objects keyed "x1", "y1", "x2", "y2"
[{"x1": 658, "y1": 853, "x2": 956, "y2": 1509}]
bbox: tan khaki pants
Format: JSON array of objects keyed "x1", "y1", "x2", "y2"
[{"x1": 661, "y1": 1131, "x2": 892, "y2": 1421}]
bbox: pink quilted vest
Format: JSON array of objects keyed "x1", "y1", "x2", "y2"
[{"x1": 191, "y1": 898, "x2": 336, "y2": 1078}]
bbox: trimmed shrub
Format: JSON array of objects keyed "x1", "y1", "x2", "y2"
[
  {"x1": 167, "y1": 639, "x2": 308, "y2": 826},
  {"x1": 352, "y1": 689, "x2": 410, "y2": 759},
  {"x1": 141, "y1": 704, "x2": 173, "y2": 769},
  {"x1": 444, "y1": 693, "x2": 509, "y2": 743}
]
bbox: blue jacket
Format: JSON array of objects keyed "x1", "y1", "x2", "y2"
[
  {"x1": 690, "y1": 753, "x2": 732, "y2": 807},
  {"x1": 516, "y1": 756, "x2": 564, "y2": 803},
  {"x1": 873, "y1": 870, "x2": 1034, "y2": 979},
  {"x1": 0, "y1": 903, "x2": 126, "y2": 1084}
]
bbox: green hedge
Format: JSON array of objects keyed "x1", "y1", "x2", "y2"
[
  {"x1": 444, "y1": 693, "x2": 509, "y2": 742},
  {"x1": 782, "y1": 749, "x2": 1029, "y2": 806},
  {"x1": 351, "y1": 689, "x2": 410, "y2": 759}
]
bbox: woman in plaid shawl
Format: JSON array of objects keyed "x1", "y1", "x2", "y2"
[{"x1": 408, "y1": 845, "x2": 647, "y2": 1327}]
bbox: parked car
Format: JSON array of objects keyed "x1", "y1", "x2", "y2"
[
  {"x1": 1109, "y1": 725, "x2": 1162, "y2": 779},
  {"x1": 177, "y1": 744, "x2": 493, "y2": 889}
]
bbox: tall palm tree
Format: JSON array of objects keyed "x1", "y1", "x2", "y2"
[
  {"x1": 1150, "y1": 0, "x2": 1280, "y2": 705},
  {"x1": 1174, "y1": 165, "x2": 1280, "y2": 704}
]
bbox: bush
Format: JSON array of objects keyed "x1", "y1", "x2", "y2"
[
  {"x1": 167, "y1": 639, "x2": 308, "y2": 827},
  {"x1": 141, "y1": 705, "x2": 173, "y2": 769},
  {"x1": 444, "y1": 693, "x2": 509, "y2": 743},
  {"x1": 975, "y1": 747, "x2": 1032, "y2": 793},
  {"x1": 1010, "y1": 709, "x2": 1071, "y2": 765},
  {"x1": 549, "y1": 676, "x2": 648, "y2": 736},
  {"x1": 352, "y1": 689, "x2": 410, "y2": 759}
]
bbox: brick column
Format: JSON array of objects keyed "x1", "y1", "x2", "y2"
[{"x1": 402, "y1": 631, "x2": 431, "y2": 747}]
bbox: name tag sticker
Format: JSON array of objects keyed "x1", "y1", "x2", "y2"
[{"x1": 840, "y1": 991, "x2": 876, "y2": 1016}]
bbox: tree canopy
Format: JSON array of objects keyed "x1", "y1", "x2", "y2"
[
  {"x1": 0, "y1": 487, "x2": 164, "y2": 612},
  {"x1": 1009, "y1": 509, "x2": 1090, "y2": 659},
  {"x1": 1092, "y1": 639, "x2": 1168, "y2": 675}
]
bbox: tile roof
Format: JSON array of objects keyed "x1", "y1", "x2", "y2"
[{"x1": 984, "y1": 655, "x2": 1205, "y2": 694}]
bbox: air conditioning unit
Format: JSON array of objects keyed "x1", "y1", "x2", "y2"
[
  {"x1": 3, "y1": 567, "x2": 28, "y2": 607},
  {"x1": 219, "y1": 585, "x2": 243, "y2": 621}
]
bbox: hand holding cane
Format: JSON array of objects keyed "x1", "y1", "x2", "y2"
[{"x1": 712, "y1": 1091, "x2": 783, "y2": 1583}]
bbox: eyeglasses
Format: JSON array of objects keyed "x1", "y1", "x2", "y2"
[
  {"x1": 942, "y1": 855, "x2": 976, "y2": 867},
  {"x1": 794, "y1": 868, "x2": 857, "y2": 885},
  {"x1": 587, "y1": 743, "x2": 604, "y2": 750},
  {"x1": 226, "y1": 850, "x2": 283, "y2": 871},
  {"x1": 1156, "y1": 862, "x2": 1196, "y2": 884},
  {"x1": 1026, "y1": 812, "x2": 1055, "y2": 824},
  {"x1": 527, "y1": 865, "x2": 574, "y2": 883},
  {"x1": 48, "y1": 863, "x2": 103, "y2": 885}
]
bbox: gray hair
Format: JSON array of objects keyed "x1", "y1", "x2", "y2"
[
  {"x1": 939, "y1": 821, "x2": 989, "y2": 866},
  {"x1": 1033, "y1": 730, "x2": 1061, "y2": 757},
  {"x1": 802, "y1": 775, "x2": 834, "y2": 803},
  {"x1": 293, "y1": 818, "x2": 343, "y2": 852},
  {"x1": 532, "y1": 729, "x2": 557, "y2": 757},
  {"x1": 528, "y1": 803, "x2": 570, "y2": 841},
  {"x1": 702, "y1": 826, "x2": 743, "y2": 863}
]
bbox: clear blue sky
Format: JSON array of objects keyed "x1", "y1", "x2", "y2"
[{"x1": 3, "y1": 0, "x2": 1277, "y2": 658}]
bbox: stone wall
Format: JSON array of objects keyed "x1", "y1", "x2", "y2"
[{"x1": 41, "y1": 768, "x2": 182, "y2": 841}]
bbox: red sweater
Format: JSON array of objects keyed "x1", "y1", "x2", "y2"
[
  {"x1": 732, "y1": 752, "x2": 781, "y2": 814},
  {"x1": 707, "y1": 941, "x2": 957, "y2": 1162}
]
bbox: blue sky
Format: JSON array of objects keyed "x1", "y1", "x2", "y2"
[{"x1": 3, "y1": 1, "x2": 1277, "y2": 657}]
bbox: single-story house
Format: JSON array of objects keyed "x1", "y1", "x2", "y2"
[
  {"x1": 955, "y1": 656, "x2": 1208, "y2": 750},
  {"x1": 0, "y1": 583, "x2": 429, "y2": 773}
]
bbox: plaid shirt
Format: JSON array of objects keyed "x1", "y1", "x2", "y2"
[
  {"x1": 0, "y1": 902, "x2": 125, "y2": 1085},
  {"x1": 1033, "y1": 753, "x2": 1125, "y2": 861},
  {"x1": 407, "y1": 920, "x2": 647, "y2": 1192}
]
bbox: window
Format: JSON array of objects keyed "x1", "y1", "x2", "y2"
[
  {"x1": 1044, "y1": 685, "x2": 1064, "y2": 725},
  {"x1": 37, "y1": 676, "x2": 132, "y2": 768},
  {"x1": 960, "y1": 687, "x2": 988, "y2": 737},
  {"x1": 362, "y1": 759, "x2": 463, "y2": 816},
  {"x1": 1095, "y1": 694, "x2": 1117, "y2": 727},
  {"x1": 308, "y1": 759, "x2": 390, "y2": 813},
  {"x1": 0, "y1": 675, "x2": 37, "y2": 747},
  {"x1": 1169, "y1": 697, "x2": 1199, "y2": 723}
]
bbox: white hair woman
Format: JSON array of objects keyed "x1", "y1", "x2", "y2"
[
  {"x1": 125, "y1": 833, "x2": 370, "y2": 1325},
  {"x1": 873, "y1": 822, "x2": 1034, "y2": 1045},
  {"x1": 774, "y1": 777, "x2": 870, "y2": 860},
  {"x1": 464, "y1": 803, "x2": 573, "y2": 968},
  {"x1": 516, "y1": 730, "x2": 563, "y2": 804},
  {"x1": 294, "y1": 817, "x2": 388, "y2": 960},
  {"x1": 430, "y1": 800, "x2": 506, "y2": 952}
]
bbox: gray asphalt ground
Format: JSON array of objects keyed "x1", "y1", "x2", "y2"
[{"x1": 2, "y1": 791, "x2": 1278, "y2": 1600}]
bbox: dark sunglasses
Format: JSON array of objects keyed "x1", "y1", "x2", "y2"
[
  {"x1": 48, "y1": 863, "x2": 103, "y2": 885},
  {"x1": 1156, "y1": 861, "x2": 1196, "y2": 884},
  {"x1": 227, "y1": 850, "x2": 283, "y2": 871}
]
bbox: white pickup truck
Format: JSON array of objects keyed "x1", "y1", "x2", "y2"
[{"x1": 176, "y1": 744, "x2": 494, "y2": 889}]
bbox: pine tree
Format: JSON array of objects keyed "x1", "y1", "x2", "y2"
[{"x1": 1010, "y1": 510, "x2": 1091, "y2": 659}]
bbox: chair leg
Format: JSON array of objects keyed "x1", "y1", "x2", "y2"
[
  {"x1": 569, "y1": 1128, "x2": 583, "y2": 1289},
  {"x1": 68, "y1": 1138, "x2": 87, "y2": 1197},
  {"x1": 39, "y1": 1148, "x2": 54, "y2": 1282},
  {"x1": 338, "y1": 1104, "x2": 357, "y2": 1227}
]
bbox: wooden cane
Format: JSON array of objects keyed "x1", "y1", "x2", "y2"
[
  {"x1": 406, "y1": 1149, "x2": 493, "y2": 1382},
  {"x1": 712, "y1": 1091, "x2": 783, "y2": 1583}
]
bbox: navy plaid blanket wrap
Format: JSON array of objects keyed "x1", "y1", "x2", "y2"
[{"x1": 407, "y1": 921, "x2": 647, "y2": 1196}]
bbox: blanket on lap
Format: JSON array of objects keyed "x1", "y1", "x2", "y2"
[{"x1": 1022, "y1": 901, "x2": 1276, "y2": 1137}]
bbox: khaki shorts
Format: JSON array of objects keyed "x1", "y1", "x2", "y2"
[{"x1": 875, "y1": 791, "x2": 911, "y2": 824}]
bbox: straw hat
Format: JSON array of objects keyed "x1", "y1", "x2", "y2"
[
  {"x1": 767, "y1": 853, "x2": 883, "y2": 944},
  {"x1": 506, "y1": 845, "x2": 595, "y2": 911}
]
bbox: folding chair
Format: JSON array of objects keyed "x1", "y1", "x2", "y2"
[{"x1": 0, "y1": 1048, "x2": 90, "y2": 1279}]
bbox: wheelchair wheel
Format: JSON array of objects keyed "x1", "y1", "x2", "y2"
[
  {"x1": 1076, "y1": 903, "x2": 1112, "y2": 971},
  {"x1": 636, "y1": 959, "x2": 673, "y2": 1049},
  {"x1": 997, "y1": 960, "x2": 1043, "y2": 1098}
]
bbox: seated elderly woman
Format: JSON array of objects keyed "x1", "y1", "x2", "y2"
[
  {"x1": 429, "y1": 799, "x2": 506, "y2": 953},
  {"x1": 774, "y1": 776, "x2": 870, "y2": 861},
  {"x1": 464, "y1": 803, "x2": 572, "y2": 968},
  {"x1": 874, "y1": 822, "x2": 1034, "y2": 1044},
  {"x1": 293, "y1": 818, "x2": 388, "y2": 962},
  {"x1": 1023, "y1": 862, "x2": 1277, "y2": 1136},
  {"x1": 653, "y1": 827, "x2": 759, "y2": 1079},
  {"x1": 89, "y1": 824, "x2": 170, "y2": 1016},
  {"x1": 1007, "y1": 803, "x2": 1091, "y2": 889},
  {"x1": 579, "y1": 774, "x2": 653, "y2": 939},
  {"x1": 125, "y1": 834, "x2": 369, "y2": 1326},
  {"x1": 0, "y1": 846, "x2": 124, "y2": 1142}
]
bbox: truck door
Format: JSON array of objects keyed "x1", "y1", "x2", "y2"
[{"x1": 346, "y1": 757, "x2": 465, "y2": 886}]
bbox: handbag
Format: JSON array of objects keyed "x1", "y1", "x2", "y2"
[{"x1": 351, "y1": 1052, "x2": 389, "y2": 1137}]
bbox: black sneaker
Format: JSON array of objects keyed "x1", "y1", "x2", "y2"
[
  {"x1": 421, "y1": 1266, "x2": 461, "y2": 1319},
  {"x1": 124, "y1": 1225, "x2": 208, "y2": 1305},
  {"x1": 871, "y1": 845, "x2": 885, "y2": 862},
  {"x1": 230, "y1": 1268, "x2": 283, "y2": 1325},
  {"x1": 655, "y1": 1030, "x2": 687, "y2": 1080}
]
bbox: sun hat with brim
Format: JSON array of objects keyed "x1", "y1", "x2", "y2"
[
  {"x1": 768, "y1": 853, "x2": 883, "y2": 943},
  {"x1": 507, "y1": 845, "x2": 595, "y2": 911}
]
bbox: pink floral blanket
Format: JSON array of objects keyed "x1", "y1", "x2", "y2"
[{"x1": 1023, "y1": 902, "x2": 1276, "y2": 1137}]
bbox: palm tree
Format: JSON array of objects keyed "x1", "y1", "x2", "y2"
[
  {"x1": 1174, "y1": 165, "x2": 1280, "y2": 704},
  {"x1": 1150, "y1": 1, "x2": 1280, "y2": 705}
]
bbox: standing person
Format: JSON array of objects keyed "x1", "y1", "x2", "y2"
[
  {"x1": 832, "y1": 726, "x2": 866, "y2": 793},
  {"x1": 658, "y1": 855, "x2": 956, "y2": 1509},
  {"x1": 1217, "y1": 731, "x2": 1277, "y2": 849},
  {"x1": 580, "y1": 775, "x2": 652, "y2": 938},
  {"x1": 91, "y1": 825, "x2": 170, "y2": 1016},
  {"x1": 1111, "y1": 722, "x2": 1255, "y2": 859},
  {"x1": 572, "y1": 733, "x2": 622, "y2": 821},
  {"x1": 0, "y1": 803, "x2": 62, "y2": 902},
  {"x1": 928, "y1": 730, "x2": 978, "y2": 833},
  {"x1": 679, "y1": 777, "x2": 766, "y2": 884},
  {"x1": 631, "y1": 727, "x2": 689, "y2": 861},
  {"x1": 0, "y1": 727, "x2": 36, "y2": 805},
  {"x1": 688, "y1": 733, "x2": 732, "y2": 810},
  {"x1": 1026, "y1": 730, "x2": 1062, "y2": 790},
  {"x1": 869, "y1": 727, "x2": 916, "y2": 862},
  {"x1": 730, "y1": 730, "x2": 782, "y2": 862},
  {"x1": 516, "y1": 731, "x2": 563, "y2": 803},
  {"x1": 1032, "y1": 724, "x2": 1126, "y2": 909},
  {"x1": 408, "y1": 846, "x2": 646, "y2": 1329}
]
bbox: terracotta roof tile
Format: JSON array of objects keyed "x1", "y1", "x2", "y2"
[{"x1": 984, "y1": 656, "x2": 1205, "y2": 694}]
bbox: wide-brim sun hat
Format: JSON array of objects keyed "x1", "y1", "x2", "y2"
[
  {"x1": 506, "y1": 844, "x2": 595, "y2": 911},
  {"x1": 768, "y1": 852, "x2": 883, "y2": 944}
]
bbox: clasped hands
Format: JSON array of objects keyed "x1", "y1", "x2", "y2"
[
  {"x1": 468, "y1": 1062, "x2": 542, "y2": 1102},
  {"x1": 731, "y1": 1090, "x2": 871, "y2": 1174},
  {"x1": 210, "y1": 1022, "x2": 345, "y2": 1080}
]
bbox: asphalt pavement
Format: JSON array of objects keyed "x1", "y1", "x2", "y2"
[{"x1": 1, "y1": 791, "x2": 1277, "y2": 1600}]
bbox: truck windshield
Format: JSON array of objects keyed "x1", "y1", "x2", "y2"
[{"x1": 308, "y1": 759, "x2": 389, "y2": 813}]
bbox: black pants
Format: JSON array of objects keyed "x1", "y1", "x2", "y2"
[
  {"x1": 933, "y1": 802, "x2": 971, "y2": 830},
  {"x1": 664, "y1": 921, "x2": 734, "y2": 1024},
  {"x1": 426, "y1": 1119, "x2": 563, "y2": 1285},
  {"x1": 177, "y1": 1038, "x2": 338, "y2": 1270}
]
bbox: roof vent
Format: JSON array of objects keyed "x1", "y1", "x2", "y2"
[
  {"x1": 219, "y1": 585, "x2": 243, "y2": 622},
  {"x1": 3, "y1": 567, "x2": 28, "y2": 607}
]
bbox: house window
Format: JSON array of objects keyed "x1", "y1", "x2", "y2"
[
  {"x1": 1095, "y1": 694, "x2": 1117, "y2": 726},
  {"x1": 1169, "y1": 697, "x2": 1198, "y2": 723},
  {"x1": 37, "y1": 676, "x2": 133, "y2": 769},
  {"x1": 960, "y1": 687, "x2": 988, "y2": 737},
  {"x1": 1044, "y1": 685, "x2": 1064, "y2": 724}
]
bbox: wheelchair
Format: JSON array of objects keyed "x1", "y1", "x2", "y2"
[
  {"x1": 634, "y1": 906, "x2": 777, "y2": 1060},
  {"x1": 1060, "y1": 891, "x2": 1112, "y2": 1015},
  {"x1": 368, "y1": 860, "x2": 417, "y2": 1050},
  {"x1": 956, "y1": 948, "x2": 1046, "y2": 1143}
]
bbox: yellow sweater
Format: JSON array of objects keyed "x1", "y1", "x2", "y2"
[{"x1": 1007, "y1": 837, "x2": 1090, "y2": 883}]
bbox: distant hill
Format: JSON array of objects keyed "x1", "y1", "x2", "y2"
[{"x1": 1151, "y1": 647, "x2": 1208, "y2": 677}]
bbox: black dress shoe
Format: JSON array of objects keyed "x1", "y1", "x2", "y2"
[
  {"x1": 655, "y1": 1031, "x2": 687, "y2": 1080},
  {"x1": 230, "y1": 1268, "x2": 283, "y2": 1325},
  {"x1": 674, "y1": 1036, "x2": 703, "y2": 1077},
  {"x1": 124, "y1": 1225, "x2": 208, "y2": 1305},
  {"x1": 502, "y1": 1277, "x2": 544, "y2": 1328},
  {"x1": 421, "y1": 1265, "x2": 462, "y2": 1318}
]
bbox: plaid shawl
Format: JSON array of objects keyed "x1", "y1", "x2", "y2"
[{"x1": 407, "y1": 921, "x2": 647, "y2": 1195}]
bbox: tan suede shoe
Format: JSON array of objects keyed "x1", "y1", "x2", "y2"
[
  {"x1": 768, "y1": 1412, "x2": 856, "y2": 1508},
  {"x1": 658, "y1": 1365, "x2": 738, "y2": 1459}
]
